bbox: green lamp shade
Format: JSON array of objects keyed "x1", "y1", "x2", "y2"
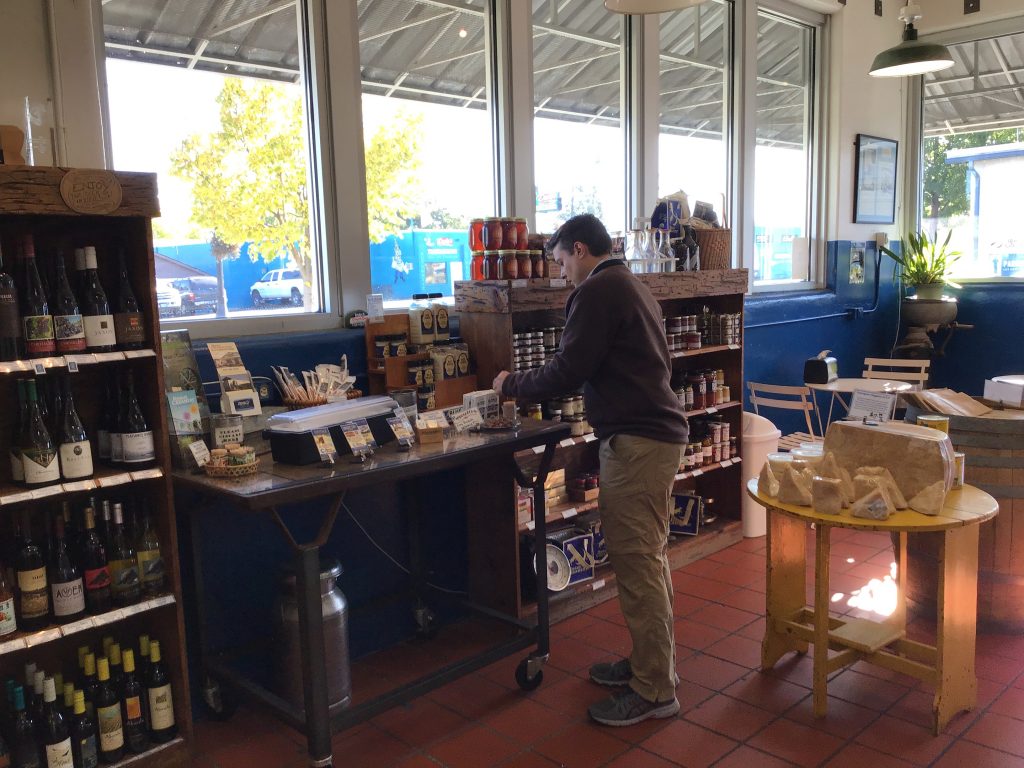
[{"x1": 869, "y1": 40, "x2": 954, "y2": 78}]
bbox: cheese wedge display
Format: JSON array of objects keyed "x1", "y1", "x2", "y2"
[
  {"x1": 812, "y1": 476, "x2": 844, "y2": 515},
  {"x1": 909, "y1": 480, "x2": 948, "y2": 516},
  {"x1": 758, "y1": 461, "x2": 780, "y2": 498},
  {"x1": 778, "y1": 467, "x2": 813, "y2": 506},
  {"x1": 851, "y1": 487, "x2": 896, "y2": 521},
  {"x1": 856, "y1": 466, "x2": 909, "y2": 509}
]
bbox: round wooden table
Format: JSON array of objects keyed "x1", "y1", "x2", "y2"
[
  {"x1": 746, "y1": 478, "x2": 998, "y2": 734},
  {"x1": 806, "y1": 377, "x2": 914, "y2": 435}
]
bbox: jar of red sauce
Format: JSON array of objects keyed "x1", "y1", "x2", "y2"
[
  {"x1": 471, "y1": 252, "x2": 485, "y2": 281},
  {"x1": 469, "y1": 218, "x2": 485, "y2": 253},
  {"x1": 531, "y1": 250, "x2": 545, "y2": 278},
  {"x1": 482, "y1": 218, "x2": 502, "y2": 250},
  {"x1": 499, "y1": 250, "x2": 518, "y2": 279},
  {"x1": 516, "y1": 251, "x2": 532, "y2": 279},
  {"x1": 514, "y1": 218, "x2": 529, "y2": 251},
  {"x1": 484, "y1": 250, "x2": 500, "y2": 279},
  {"x1": 501, "y1": 218, "x2": 519, "y2": 251}
]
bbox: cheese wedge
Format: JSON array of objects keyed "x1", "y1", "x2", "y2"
[
  {"x1": 758, "y1": 461, "x2": 780, "y2": 498},
  {"x1": 909, "y1": 480, "x2": 947, "y2": 516},
  {"x1": 812, "y1": 476, "x2": 844, "y2": 515},
  {"x1": 856, "y1": 466, "x2": 909, "y2": 509},
  {"x1": 778, "y1": 467, "x2": 813, "y2": 506},
  {"x1": 851, "y1": 487, "x2": 896, "y2": 521}
]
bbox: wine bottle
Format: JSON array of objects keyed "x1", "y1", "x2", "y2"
[
  {"x1": 107, "y1": 644, "x2": 124, "y2": 694},
  {"x1": 99, "y1": 502, "x2": 112, "y2": 555},
  {"x1": 20, "y1": 380, "x2": 60, "y2": 487},
  {"x1": 135, "y1": 511, "x2": 164, "y2": 597},
  {"x1": 57, "y1": 378, "x2": 93, "y2": 480},
  {"x1": 9, "y1": 686, "x2": 40, "y2": 768},
  {"x1": 112, "y1": 249, "x2": 144, "y2": 350},
  {"x1": 19, "y1": 236, "x2": 56, "y2": 358},
  {"x1": 119, "y1": 650, "x2": 146, "y2": 754},
  {"x1": 119, "y1": 373, "x2": 155, "y2": 466},
  {"x1": 108, "y1": 380, "x2": 123, "y2": 465},
  {"x1": 144, "y1": 641, "x2": 175, "y2": 743},
  {"x1": 14, "y1": 513, "x2": 49, "y2": 631},
  {"x1": 38, "y1": 678, "x2": 71, "y2": 768},
  {"x1": 72, "y1": 250, "x2": 86, "y2": 298},
  {"x1": 69, "y1": 690, "x2": 98, "y2": 768},
  {"x1": 9, "y1": 381, "x2": 27, "y2": 484},
  {"x1": 78, "y1": 509, "x2": 111, "y2": 616},
  {"x1": 93, "y1": 659, "x2": 123, "y2": 763},
  {"x1": 50, "y1": 254, "x2": 86, "y2": 355},
  {"x1": 61, "y1": 683, "x2": 73, "y2": 721},
  {"x1": 46, "y1": 377, "x2": 62, "y2": 440},
  {"x1": 48, "y1": 516, "x2": 85, "y2": 625},
  {"x1": 137, "y1": 636, "x2": 150, "y2": 682},
  {"x1": 0, "y1": 241, "x2": 20, "y2": 362},
  {"x1": 29, "y1": 672, "x2": 45, "y2": 731},
  {"x1": 0, "y1": 566, "x2": 15, "y2": 637},
  {"x1": 80, "y1": 655, "x2": 98, "y2": 722},
  {"x1": 79, "y1": 248, "x2": 116, "y2": 353},
  {"x1": 60, "y1": 503, "x2": 78, "y2": 561},
  {"x1": 107, "y1": 504, "x2": 140, "y2": 607}
]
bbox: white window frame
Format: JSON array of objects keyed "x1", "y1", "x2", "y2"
[
  {"x1": 907, "y1": 15, "x2": 1024, "y2": 285},
  {"x1": 741, "y1": 0, "x2": 828, "y2": 293}
]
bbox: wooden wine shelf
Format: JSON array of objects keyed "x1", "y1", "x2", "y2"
[
  {"x1": 671, "y1": 343, "x2": 742, "y2": 359},
  {"x1": 0, "y1": 349, "x2": 157, "y2": 375},
  {"x1": 674, "y1": 456, "x2": 742, "y2": 484},
  {"x1": 0, "y1": 467, "x2": 165, "y2": 507},
  {"x1": 0, "y1": 594, "x2": 176, "y2": 655}
]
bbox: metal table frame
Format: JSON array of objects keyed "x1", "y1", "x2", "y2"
[{"x1": 174, "y1": 421, "x2": 569, "y2": 766}]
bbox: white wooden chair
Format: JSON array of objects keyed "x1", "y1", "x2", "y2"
[
  {"x1": 747, "y1": 382, "x2": 822, "y2": 452},
  {"x1": 863, "y1": 358, "x2": 930, "y2": 390}
]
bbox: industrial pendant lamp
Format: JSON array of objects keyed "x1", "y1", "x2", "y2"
[
  {"x1": 604, "y1": 0, "x2": 708, "y2": 14},
  {"x1": 869, "y1": 2, "x2": 954, "y2": 77}
]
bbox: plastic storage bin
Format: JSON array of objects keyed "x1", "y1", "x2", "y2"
[{"x1": 741, "y1": 411, "x2": 781, "y2": 537}]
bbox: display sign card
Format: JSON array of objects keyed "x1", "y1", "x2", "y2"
[
  {"x1": 366, "y1": 293, "x2": 385, "y2": 324},
  {"x1": 188, "y1": 440, "x2": 211, "y2": 467},
  {"x1": 848, "y1": 390, "x2": 897, "y2": 422},
  {"x1": 338, "y1": 420, "x2": 374, "y2": 458},
  {"x1": 312, "y1": 427, "x2": 339, "y2": 463},
  {"x1": 167, "y1": 390, "x2": 203, "y2": 435},
  {"x1": 451, "y1": 407, "x2": 484, "y2": 433},
  {"x1": 356, "y1": 419, "x2": 378, "y2": 450},
  {"x1": 387, "y1": 415, "x2": 416, "y2": 448}
]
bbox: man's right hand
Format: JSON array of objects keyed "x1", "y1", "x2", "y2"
[{"x1": 492, "y1": 370, "x2": 510, "y2": 394}]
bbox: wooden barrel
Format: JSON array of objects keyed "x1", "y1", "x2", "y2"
[{"x1": 905, "y1": 408, "x2": 1024, "y2": 632}]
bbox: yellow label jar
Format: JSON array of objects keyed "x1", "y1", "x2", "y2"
[{"x1": 408, "y1": 294, "x2": 434, "y2": 344}]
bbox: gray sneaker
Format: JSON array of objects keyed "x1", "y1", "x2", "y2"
[
  {"x1": 589, "y1": 658, "x2": 681, "y2": 688},
  {"x1": 588, "y1": 689, "x2": 680, "y2": 727}
]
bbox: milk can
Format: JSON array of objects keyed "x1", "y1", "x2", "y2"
[{"x1": 275, "y1": 559, "x2": 351, "y2": 712}]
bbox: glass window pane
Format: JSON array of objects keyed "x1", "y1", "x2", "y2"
[
  {"x1": 533, "y1": 0, "x2": 625, "y2": 236},
  {"x1": 753, "y1": 11, "x2": 814, "y2": 285},
  {"x1": 921, "y1": 32, "x2": 1024, "y2": 278},
  {"x1": 360, "y1": 0, "x2": 494, "y2": 304},
  {"x1": 103, "y1": 0, "x2": 323, "y2": 320},
  {"x1": 658, "y1": 2, "x2": 730, "y2": 215}
]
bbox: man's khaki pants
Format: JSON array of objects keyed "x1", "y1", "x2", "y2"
[{"x1": 598, "y1": 433, "x2": 684, "y2": 703}]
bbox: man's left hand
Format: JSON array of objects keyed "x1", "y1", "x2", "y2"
[{"x1": 493, "y1": 370, "x2": 510, "y2": 394}]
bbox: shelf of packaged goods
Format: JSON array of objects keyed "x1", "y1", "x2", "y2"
[
  {"x1": 684, "y1": 400, "x2": 741, "y2": 419},
  {"x1": 520, "y1": 517, "x2": 743, "y2": 620},
  {"x1": 674, "y1": 456, "x2": 741, "y2": 484},
  {"x1": 367, "y1": 352, "x2": 431, "y2": 376},
  {"x1": 0, "y1": 467, "x2": 165, "y2": 508},
  {"x1": 0, "y1": 349, "x2": 157, "y2": 375},
  {"x1": 518, "y1": 431, "x2": 598, "y2": 457},
  {"x1": 671, "y1": 343, "x2": 741, "y2": 359},
  {"x1": 521, "y1": 498, "x2": 600, "y2": 533},
  {"x1": 0, "y1": 594, "x2": 177, "y2": 656}
]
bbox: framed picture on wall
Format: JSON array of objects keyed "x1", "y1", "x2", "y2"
[{"x1": 853, "y1": 134, "x2": 898, "y2": 224}]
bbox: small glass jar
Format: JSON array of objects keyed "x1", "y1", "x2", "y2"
[
  {"x1": 548, "y1": 408, "x2": 562, "y2": 423},
  {"x1": 712, "y1": 443, "x2": 722, "y2": 463},
  {"x1": 531, "y1": 250, "x2": 546, "y2": 279},
  {"x1": 374, "y1": 335, "x2": 389, "y2": 358},
  {"x1": 469, "y1": 218, "x2": 485, "y2": 252},
  {"x1": 702, "y1": 435, "x2": 713, "y2": 463},
  {"x1": 390, "y1": 334, "x2": 408, "y2": 357},
  {"x1": 501, "y1": 218, "x2": 519, "y2": 251},
  {"x1": 484, "y1": 250, "x2": 501, "y2": 280},
  {"x1": 687, "y1": 373, "x2": 706, "y2": 410},
  {"x1": 499, "y1": 249, "x2": 518, "y2": 279},
  {"x1": 471, "y1": 251, "x2": 485, "y2": 281},
  {"x1": 729, "y1": 436, "x2": 738, "y2": 459},
  {"x1": 515, "y1": 217, "x2": 529, "y2": 251},
  {"x1": 516, "y1": 251, "x2": 532, "y2": 279},
  {"x1": 482, "y1": 218, "x2": 503, "y2": 250},
  {"x1": 691, "y1": 442, "x2": 704, "y2": 468},
  {"x1": 525, "y1": 403, "x2": 543, "y2": 421},
  {"x1": 417, "y1": 385, "x2": 435, "y2": 412},
  {"x1": 684, "y1": 331, "x2": 701, "y2": 350},
  {"x1": 684, "y1": 384, "x2": 694, "y2": 411},
  {"x1": 568, "y1": 415, "x2": 585, "y2": 437}
]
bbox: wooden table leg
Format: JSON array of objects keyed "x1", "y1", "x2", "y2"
[
  {"x1": 933, "y1": 524, "x2": 980, "y2": 735},
  {"x1": 763, "y1": 508, "x2": 808, "y2": 670},
  {"x1": 813, "y1": 523, "x2": 831, "y2": 718}
]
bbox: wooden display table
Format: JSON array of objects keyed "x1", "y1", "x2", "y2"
[{"x1": 746, "y1": 479, "x2": 998, "y2": 734}]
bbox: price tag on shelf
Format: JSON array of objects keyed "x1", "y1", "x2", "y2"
[
  {"x1": 674, "y1": 473, "x2": 686, "y2": 482},
  {"x1": 533, "y1": 445, "x2": 545, "y2": 455},
  {"x1": 25, "y1": 628, "x2": 62, "y2": 648},
  {"x1": 33, "y1": 361, "x2": 46, "y2": 375},
  {"x1": 61, "y1": 618, "x2": 96, "y2": 636},
  {"x1": 30, "y1": 486, "x2": 63, "y2": 501},
  {"x1": 67, "y1": 359, "x2": 79, "y2": 373},
  {"x1": 120, "y1": 602, "x2": 148, "y2": 617},
  {"x1": 583, "y1": 433, "x2": 598, "y2": 443},
  {"x1": 64, "y1": 354, "x2": 94, "y2": 367},
  {"x1": 93, "y1": 352, "x2": 125, "y2": 363},
  {"x1": 95, "y1": 609, "x2": 126, "y2": 627},
  {"x1": 526, "y1": 520, "x2": 536, "y2": 531},
  {"x1": 130, "y1": 468, "x2": 164, "y2": 481},
  {"x1": 511, "y1": 279, "x2": 528, "y2": 288},
  {"x1": 734, "y1": 456, "x2": 741, "y2": 463},
  {"x1": 559, "y1": 438, "x2": 575, "y2": 448},
  {"x1": 1, "y1": 491, "x2": 34, "y2": 506},
  {"x1": 387, "y1": 415, "x2": 415, "y2": 448},
  {"x1": 313, "y1": 427, "x2": 341, "y2": 464},
  {"x1": 549, "y1": 278, "x2": 567, "y2": 288},
  {"x1": 561, "y1": 507, "x2": 577, "y2": 520},
  {"x1": 0, "y1": 360, "x2": 31, "y2": 374},
  {"x1": 122, "y1": 349, "x2": 156, "y2": 359},
  {"x1": 591, "y1": 579, "x2": 606, "y2": 591},
  {"x1": 0, "y1": 637, "x2": 27, "y2": 655},
  {"x1": 97, "y1": 473, "x2": 132, "y2": 488},
  {"x1": 61, "y1": 479, "x2": 97, "y2": 493},
  {"x1": 451, "y1": 407, "x2": 483, "y2": 433},
  {"x1": 728, "y1": 344, "x2": 740, "y2": 350},
  {"x1": 153, "y1": 594, "x2": 176, "y2": 608},
  {"x1": 705, "y1": 407, "x2": 717, "y2": 415},
  {"x1": 692, "y1": 469, "x2": 703, "y2": 477}
]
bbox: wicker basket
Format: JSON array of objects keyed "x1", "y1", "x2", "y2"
[
  {"x1": 693, "y1": 228, "x2": 732, "y2": 270},
  {"x1": 283, "y1": 397, "x2": 329, "y2": 411},
  {"x1": 204, "y1": 459, "x2": 260, "y2": 478}
]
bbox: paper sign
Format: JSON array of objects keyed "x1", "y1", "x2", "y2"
[
  {"x1": 511, "y1": 279, "x2": 528, "y2": 288},
  {"x1": 561, "y1": 507, "x2": 577, "y2": 519},
  {"x1": 188, "y1": 440, "x2": 211, "y2": 467},
  {"x1": 549, "y1": 278, "x2": 567, "y2": 288},
  {"x1": 848, "y1": 390, "x2": 897, "y2": 422},
  {"x1": 61, "y1": 617, "x2": 96, "y2": 636},
  {"x1": 33, "y1": 361, "x2": 46, "y2": 375},
  {"x1": 67, "y1": 359, "x2": 79, "y2": 373},
  {"x1": 0, "y1": 491, "x2": 34, "y2": 506},
  {"x1": 62, "y1": 479, "x2": 97, "y2": 493},
  {"x1": 356, "y1": 419, "x2": 378, "y2": 449},
  {"x1": 387, "y1": 415, "x2": 415, "y2": 446},
  {"x1": 312, "y1": 427, "x2": 339, "y2": 463},
  {"x1": 451, "y1": 407, "x2": 484, "y2": 433},
  {"x1": 705, "y1": 407, "x2": 717, "y2": 415},
  {"x1": 366, "y1": 293, "x2": 385, "y2": 324},
  {"x1": 97, "y1": 473, "x2": 131, "y2": 488},
  {"x1": 583, "y1": 433, "x2": 598, "y2": 443},
  {"x1": 559, "y1": 438, "x2": 575, "y2": 448},
  {"x1": 339, "y1": 421, "x2": 370, "y2": 455},
  {"x1": 591, "y1": 579, "x2": 606, "y2": 591}
]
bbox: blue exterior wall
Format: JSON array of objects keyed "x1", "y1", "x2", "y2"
[{"x1": 155, "y1": 242, "x2": 292, "y2": 310}]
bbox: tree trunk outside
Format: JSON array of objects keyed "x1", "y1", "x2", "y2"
[{"x1": 216, "y1": 256, "x2": 228, "y2": 318}]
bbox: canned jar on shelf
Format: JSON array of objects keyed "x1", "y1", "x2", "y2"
[
  {"x1": 501, "y1": 218, "x2": 519, "y2": 251},
  {"x1": 482, "y1": 218, "x2": 503, "y2": 250}
]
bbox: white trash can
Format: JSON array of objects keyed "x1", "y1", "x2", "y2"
[{"x1": 741, "y1": 411, "x2": 781, "y2": 537}]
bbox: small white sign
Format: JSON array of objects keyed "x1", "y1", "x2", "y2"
[
  {"x1": 97, "y1": 473, "x2": 132, "y2": 488},
  {"x1": 366, "y1": 293, "x2": 385, "y2": 324},
  {"x1": 62, "y1": 479, "x2": 97, "y2": 493},
  {"x1": 451, "y1": 407, "x2": 484, "y2": 433},
  {"x1": 511, "y1": 279, "x2": 528, "y2": 288},
  {"x1": 61, "y1": 617, "x2": 97, "y2": 636},
  {"x1": 33, "y1": 361, "x2": 46, "y2": 375},
  {"x1": 848, "y1": 390, "x2": 898, "y2": 422},
  {"x1": 24, "y1": 628, "x2": 62, "y2": 648},
  {"x1": 188, "y1": 440, "x2": 211, "y2": 467},
  {"x1": 549, "y1": 278, "x2": 567, "y2": 288},
  {"x1": 67, "y1": 359, "x2": 79, "y2": 373},
  {"x1": 561, "y1": 507, "x2": 577, "y2": 520},
  {"x1": 559, "y1": 438, "x2": 575, "y2": 448}
]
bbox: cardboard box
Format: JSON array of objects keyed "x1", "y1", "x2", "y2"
[
  {"x1": 415, "y1": 419, "x2": 445, "y2": 444},
  {"x1": 569, "y1": 487, "x2": 600, "y2": 503},
  {"x1": 463, "y1": 389, "x2": 500, "y2": 420},
  {"x1": 548, "y1": 528, "x2": 595, "y2": 587},
  {"x1": 543, "y1": 468, "x2": 566, "y2": 490}
]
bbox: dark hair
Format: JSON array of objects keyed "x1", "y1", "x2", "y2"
[{"x1": 546, "y1": 213, "x2": 612, "y2": 257}]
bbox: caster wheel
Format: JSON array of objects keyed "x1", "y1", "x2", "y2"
[
  {"x1": 201, "y1": 676, "x2": 238, "y2": 721},
  {"x1": 414, "y1": 605, "x2": 438, "y2": 638},
  {"x1": 515, "y1": 659, "x2": 543, "y2": 691}
]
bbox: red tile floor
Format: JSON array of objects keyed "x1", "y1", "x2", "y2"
[{"x1": 193, "y1": 529, "x2": 1024, "y2": 767}]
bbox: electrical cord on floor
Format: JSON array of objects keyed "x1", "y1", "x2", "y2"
[{"x1": 341, "y1": 500, "x2": 467, "y2": 596}]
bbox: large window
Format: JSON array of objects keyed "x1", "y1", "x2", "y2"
[
  {"x1": 658, "y1": 2, "x2": 731, "y2": 215},
  {"x1": 360, "y1": 0, "x2": 494, "y2": 304},
  {"x1": 752, "y1": 10, "x2": 818, "y2": 286},
  {"x1": 102, "y1": 0, "x2": 325, "y2": 322},
  {"x1": 532, "y1": 0, "x2": 626, "y2": 236},
  {"x1": 920, "y1": 30, "x2": 1024, "y2": 279}
]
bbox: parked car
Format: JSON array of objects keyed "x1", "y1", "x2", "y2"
[
  {"x1": 170, "y1": 275, "x2": 219, "y2": 316},
  {"x1": 156, "y1": 279, "x2": 182, "y2": 318},
  {"x1": 250, "y1": 269, "x2": 304, "y2": 307}
]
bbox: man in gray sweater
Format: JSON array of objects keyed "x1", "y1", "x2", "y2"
[{"x1": 493, "y1": 214, "x2": 688, "y2": 726}]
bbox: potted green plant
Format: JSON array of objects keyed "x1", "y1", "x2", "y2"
[{"x1": 881, "y1": 230, "x2": 961, "y2": 300}]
